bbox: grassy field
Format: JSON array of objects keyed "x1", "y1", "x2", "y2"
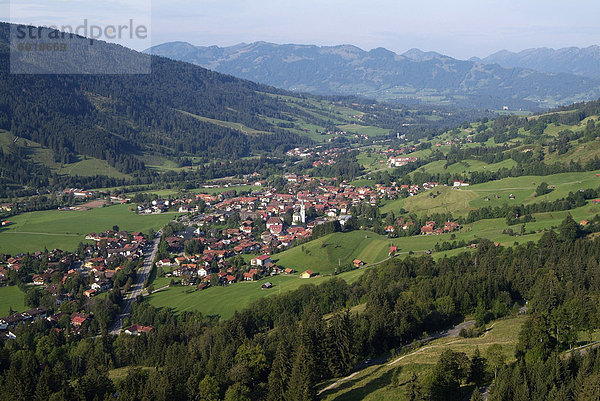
[
  {"x1": 546, "y1": 139, "x2": 600, "y2": 165},
  {"x1": 178, "y1": 110, "x2": 267, "y2": 135},
  {"x1": 0, "y1": 286, "x2": 26, "y2": 317},
  {"x1": 467, "y1": 170, "x2": 600, "y2": 209},
  {"x1": 411, "y1": 159, "x2": 517, "y2": 177},
  {"x1": 402, "y1": 186, "x2": 479, "y2": 216},
  {"x1": 0, "y1": 204, "x2": 177, "y2": 254},
  {"x1": 274, "y1": 230, "x2": 393, "y2": 274},
  {"x1": 318, "y1": 315, "x2": 528, "y2": 401},
  {"x1": 148, "y1": 268, "x2": 367, "y2": 320},
  {"x1": 383, "y1": 171, "x2": 600, "y2": 217}
]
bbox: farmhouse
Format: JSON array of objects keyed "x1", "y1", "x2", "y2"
[
  {"x1": 388, "y1": 156, "x2": 418, "y2": 168},
  {"x1": 243, "y1": 271, "x2": 258, "y2": 281},
  {"x1": 444, "y1": 221, "x2": 460, "y2": 232},
  {"x1": 300, "y1": 269, "x2": 315, "y2": 279},
  {"x1": 353, "y1": 259, "x2": 365, "y2": 268}
]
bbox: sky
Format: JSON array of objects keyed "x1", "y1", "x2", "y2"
[{"x1": 3, "y1": 0, "x2": 600, "y2": 59}]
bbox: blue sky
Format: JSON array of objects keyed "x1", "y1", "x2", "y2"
[{"x1": 3, "y1": 0, "x2": 599, "y2": 58}]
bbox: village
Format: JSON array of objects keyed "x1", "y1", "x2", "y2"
[
  {"x1": 0, "y1": 163, "x2": 470, "y2": 339},
  {"x1": 0, "y1": 228, "x2": 151, "y2": 338}
]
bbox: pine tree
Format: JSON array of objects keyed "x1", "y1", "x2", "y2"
[
  {"x1": 286, "y1": 342, "x2": 316, "y2": 401},
  {"x1": 325, "y1": 309, "x2": 354, "y2": 377},
  {"x1": 267, "y1": 341, "x2": 291, "y2": 401},
  {"x1": 468, "y1": 347, "x2": 487, "y2": 387}
]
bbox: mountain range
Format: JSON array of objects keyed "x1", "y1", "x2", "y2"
[
  {"x1": 3, "y1": 22, "x2": 485, "y2": 193},
  {"x1": 145, "y1": 42, "x2": 600, "y2": 110},
  {"x1": 474, "y1": 46, "x2": 600, "y2": 79}
]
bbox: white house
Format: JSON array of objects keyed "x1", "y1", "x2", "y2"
[{"x1": 251, "y1": 255, "x2": 271, "y2": 267}]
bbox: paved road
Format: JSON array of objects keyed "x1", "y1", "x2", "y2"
[{"x1": 108, "y1": 230, "x2": 162, "y2": 334}]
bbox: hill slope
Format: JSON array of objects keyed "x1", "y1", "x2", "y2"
[{"x1": 145, "y1": 41, "x2": 600, "y2": 110}]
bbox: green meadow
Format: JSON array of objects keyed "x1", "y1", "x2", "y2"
[
  {"x1": 0, "y1": 286, "x2": 26, "y2": 317},
  {"x1": 148, "y1": 268, "x2": 366, "y2": 320},
  {"x1": 0, "y1": 204, "x2": 176, "y2": 254},
  {"x1": 411, "y1": 158, "x2": 517, "y2": 177},
  {"x1": 380, "y1": 170, "x2": 600, "y2": 217}
]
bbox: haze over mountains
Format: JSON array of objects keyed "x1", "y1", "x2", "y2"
[
  {"x1": 146, "y1": 41, "x2": 600, "y2": 111},
  {"x1": 474, "y1": 46, "x2": 600, "y2": 79}
]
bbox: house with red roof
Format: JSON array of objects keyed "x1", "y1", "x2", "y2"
[
  {"x1": 70, "y1": 312, "x2": 89, "y2": 327},
  {"x1": 124, "y1": 324, "x2": 154, "y2": 336}
]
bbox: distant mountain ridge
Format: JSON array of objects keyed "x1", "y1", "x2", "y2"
[
  {"x1": 145, "y1": 41, "x2": 600, "y2": 110},
  {"x1": 475, "y1": 46, "x2": 600, "y2": 79}
]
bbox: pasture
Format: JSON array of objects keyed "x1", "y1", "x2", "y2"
[
  {"x1": 381, "y1": 170, "x2": 600, "y2": 217},
  {"x1": 0, "y1": 286, "x2": 26, "y2": 317},
  {"x1": 0, "y1": 204, "x2": 176, "y2": 254},
  {"x1": 148, "y1": 269, "x2": 365, "y2": 320}
]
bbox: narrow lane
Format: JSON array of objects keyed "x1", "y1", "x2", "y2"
[{"x1": 108, "y1": 230, "x2": 162, "y2": 334}]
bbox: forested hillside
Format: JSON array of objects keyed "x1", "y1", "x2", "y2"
[
  {"x1": 477, "y1": 45, "x2": 600, "y2": 79},
  {"x1": 0, "y1": 23, "x2": 312, "y2": 172},
  {"x1": 0, "y1": 22, "x2": 486, "y2": 197}
]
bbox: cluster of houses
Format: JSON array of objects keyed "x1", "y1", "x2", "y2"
[
  {"x1": 0, "y1": 303, "x2": 155, "y2": 338},
  {"x1": 141, "y1": 173, "x2": 459, "y2": 280},
  {"x1": 388, "y1": 156, "x2": 418, "y2": 168},
  {"x1": 0, "y1": 230, "x2": 151, "y2": 337},
  {"x1": 158, "y1": 251, "x2": 299, "y2": 288},
  {"x1": 63, "y1": 188, "x2": 95, "y2": 198},
  {"x1": 285, "y1": 146, "x2": 348, "y2": 167},
  {"x1": 0, "y1": 306, "x2": 95, "y2": 338},
  {"x1": 420, "y1": 221, "x2": 461, "y2": 235}
]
